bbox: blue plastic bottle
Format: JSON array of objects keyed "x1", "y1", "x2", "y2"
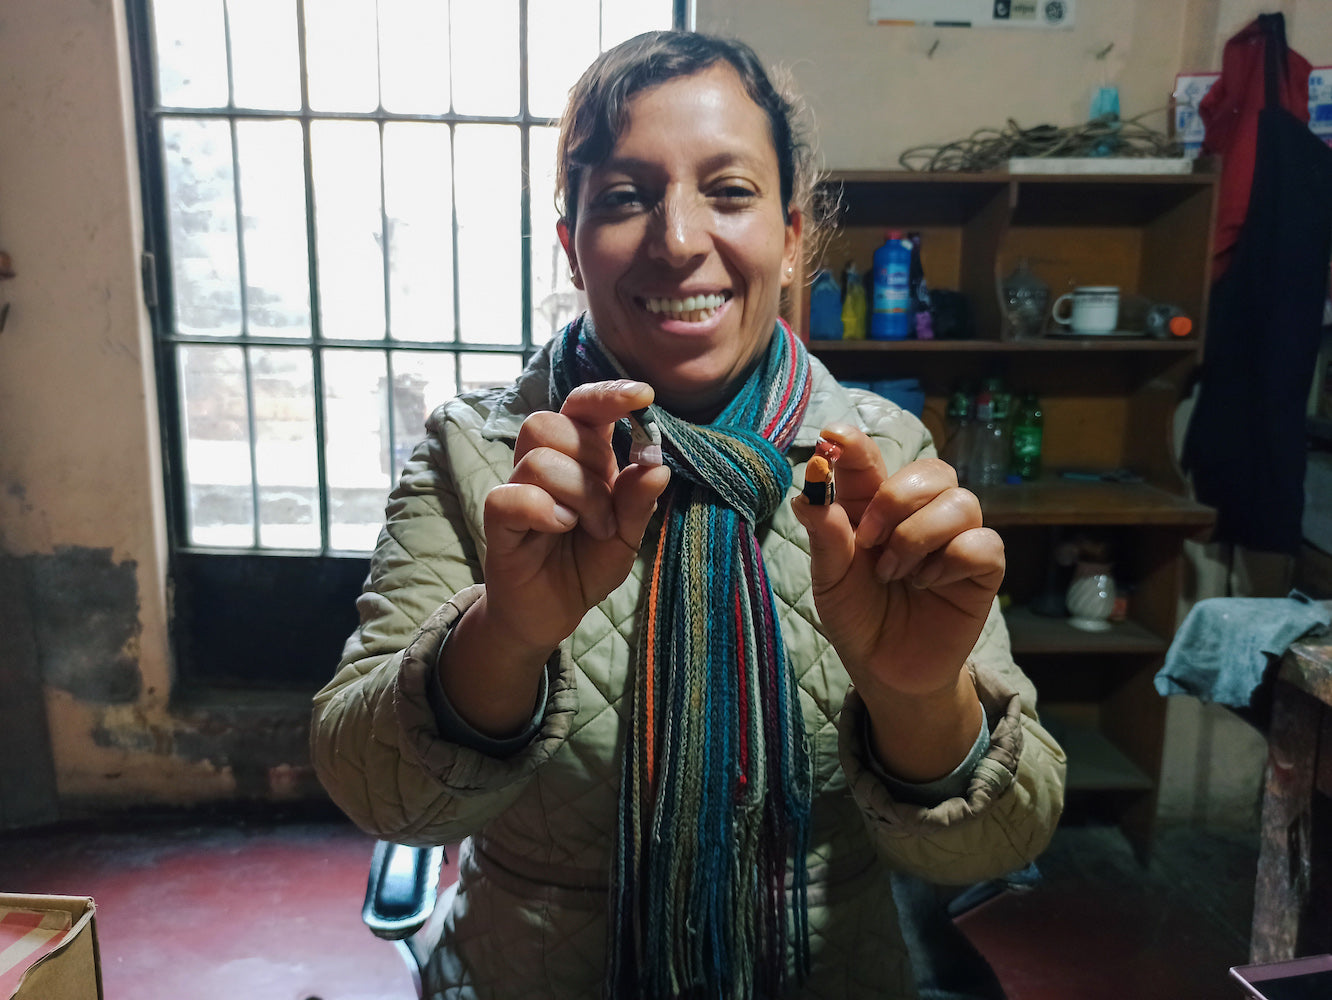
[
  {"x1": 808, "y1": 268, "x2": 843, "y2": 340},
  {"x1": 871, "y1": 231, "x2": 912, "y2": 340}
]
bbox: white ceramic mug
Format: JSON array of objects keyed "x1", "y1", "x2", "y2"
[{"x1": 1051, "y1": 286, "x2": 1120, "y2": 335}]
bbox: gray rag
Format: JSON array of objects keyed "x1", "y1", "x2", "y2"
[{"x1": 1154, "y1": 592, "x2": 1331, "y2": 707}]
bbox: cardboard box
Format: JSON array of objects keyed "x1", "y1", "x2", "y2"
[{"x1": 0, "y1": 895, "x2": 103, "y2": 1000}]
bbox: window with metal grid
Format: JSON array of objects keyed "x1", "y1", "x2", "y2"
[
  {"x1": 130, "y1": 0, "x2": 683, "y2": 556},
  {"x1": 125, "y1": 0, "x2": 684, "y2": 688}
]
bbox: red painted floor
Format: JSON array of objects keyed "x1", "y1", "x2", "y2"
[{"x1": 0, "y1": 811, "x2": 1254, "y2": 999}]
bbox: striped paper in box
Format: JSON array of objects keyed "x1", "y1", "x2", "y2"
[{"x1": 0, "y1": 896, "x2": 100, "y2": 1000}]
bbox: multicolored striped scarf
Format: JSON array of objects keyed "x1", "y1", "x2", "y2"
[{"x1": 548, "y1": 314, "x2": 815, "y2": 999}]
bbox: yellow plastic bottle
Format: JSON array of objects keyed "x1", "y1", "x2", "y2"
[{"x1": 841, "y1": 262, "x2": 868, "y2": 340}]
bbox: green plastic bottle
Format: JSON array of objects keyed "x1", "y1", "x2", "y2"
[{"x1": 1010, "y1": 393, "x2": 1044, "y2": 481}]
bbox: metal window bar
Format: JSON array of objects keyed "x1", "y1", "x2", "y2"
[{"x1": 132, "y1": 0, "x2": 686, "y2": 556}]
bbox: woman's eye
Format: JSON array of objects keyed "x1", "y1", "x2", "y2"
[
  {"x1": 595, "y1": 187, "x2": 646, "y2": 211},
  {"x1": 712, "y1": 184, "x2": 757, "y2": 201}
]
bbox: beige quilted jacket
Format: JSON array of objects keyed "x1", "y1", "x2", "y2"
[{"x1": 311, "y1": 345, "x2": 1066, "y2": 999}]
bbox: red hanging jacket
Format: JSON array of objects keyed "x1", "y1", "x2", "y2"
[{"x1": 1200, "y1": 17, "x2": 1312, "y2": 278}]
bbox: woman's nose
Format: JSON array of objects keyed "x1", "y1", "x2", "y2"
[{"x1": 650, "y1": 190, "x2": 710, "y2": 266}]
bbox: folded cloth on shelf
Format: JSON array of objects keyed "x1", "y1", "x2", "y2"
[{"x1": 1154, "y1": 591, "x2": 1331, "y2": 707}]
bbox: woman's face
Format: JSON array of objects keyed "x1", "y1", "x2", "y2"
[{"x1": 560, "y1": 64, "x2": 802, "y2": 419}]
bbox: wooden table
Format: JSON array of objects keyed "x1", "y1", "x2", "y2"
[{"x1": 1251, "y1": 633, "x2": 1332, "y2": 962}]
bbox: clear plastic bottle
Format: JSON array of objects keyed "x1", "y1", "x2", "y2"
[
  {"x1": 971, "y1": 390, "x2": 1010, "y2": 487},
  {"x1": 941, "y1": 385, "x2": 975, "y2": 484}
]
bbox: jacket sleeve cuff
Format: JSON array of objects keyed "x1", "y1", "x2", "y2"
[
  {"x1": 838, "y1": 660, "x2": 1024, "y2": 830},
  {"x1": 861, "y1": 706, "x2": 990, "y2": 806},
  {"x1": 426, "y1": 626, "x2": 548, "y2": 758},
  {"x1": 394, "y1": 584, "x2": 577, "y2": 793}
]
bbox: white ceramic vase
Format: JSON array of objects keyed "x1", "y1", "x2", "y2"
[{"x1": 1066, "y1": 561, "x2": 1116, "y2": 632}]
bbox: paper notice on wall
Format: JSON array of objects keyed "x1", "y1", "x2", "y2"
[
  {"x1": 1310, "y1": 67, "x2": 1332, "y2": 147},
  {"x1": 1172, "y1": 73, "x2": 1220, "y2": 159},
  {"x1": 869, "y1": 0, "x2": 1075, "y2": 28}
]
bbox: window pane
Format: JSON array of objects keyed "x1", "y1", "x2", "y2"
[
  {"x1": 236, "y1": 120, "x2": 312, "y2": 337},
  {"x1": 390, "y1": 350, "x2": 457, "y2": 476},
  {"x1": 528, "y1": 0, "x2": 598, "y2": 118},
  {"x1": 152, "y1": 0, "x2": 229, "y2": 107},
  {"x1": 252, "y1": 347, "x2": 320, "y2": 549},
  {"x1": 379, "y1": 0, "x2": 450, "y2": 114},
  {"x1": 227, "y1": 0, "x2": 301, "y2": 110},
  {"x1": 455, "y1": 125, "x2": 520, "y2": 344},
  {"x1": 529, "y1": 126, "x2": 580, "y2": 343},
  {"x1": 450, "y1": 0, "x2": 517, "y2": 115},
  {"x1": 460, "y1": 352, "x2": 522, "y2": 395},
  {"x1": 179, "y1": 345, "x2": 254, "y2": 547},
  {"x1": 602, "y1": 0, "x2": 676, "y2": 48},
  {"x1": 384, "y1": 124, "x2": 453, "y2": 343},
  {"x1": 312, "y1": 121, "x2": 386, "y2": 340},
  {"x1": 305, "y1": 0, "x2": 379, "y2": 112},
  {"x1": 163, "y1": 118, "x2": 242, "y2": 337},
  {"x1": 323, "y1": 349, "x2": 390, "y2": 551}
]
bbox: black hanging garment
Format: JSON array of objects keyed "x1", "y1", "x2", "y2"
[{"x1": 1182, "y1": 14, "x2": 1332, "y2": 554}]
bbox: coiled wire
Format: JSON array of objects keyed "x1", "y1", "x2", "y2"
[{"x1": 898, "y1": 109, "x2": 1183, "y2": 173}]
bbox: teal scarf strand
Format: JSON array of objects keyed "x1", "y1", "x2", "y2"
[{"x1": 548, "y1": 315, "x2": 814, "y2": 999}]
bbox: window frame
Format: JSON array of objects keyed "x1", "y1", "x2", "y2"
[{"x1": 124, "y1": 0, "x2": 687, "y2": 689}]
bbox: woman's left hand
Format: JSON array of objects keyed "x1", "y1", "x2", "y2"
[{"x1": 790, "y1": 424, "x2": 1004, "y2": 710}]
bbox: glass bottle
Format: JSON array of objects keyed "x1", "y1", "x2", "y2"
[{"x1": 1001, "y1": 258, "x2": 1049, "y2": 340}]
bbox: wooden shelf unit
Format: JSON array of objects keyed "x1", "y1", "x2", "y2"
[{"x1": 800, "y1": 169, "x2": 1219, "y2": 854}]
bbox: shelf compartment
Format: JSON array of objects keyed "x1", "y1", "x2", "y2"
[
  {"x1": 1040, "y1": 710, "x2": 1156, "y2": 793},
  {"x1": 1005, "y1": 605, "x2": 1168, "y2": 656},
  {"x1": 975, "y1": 479, "x2": 1215, "y2": 528}
]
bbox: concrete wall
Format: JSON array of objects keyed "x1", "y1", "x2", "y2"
[{"x1": 2, "y1": 0, "x2": 1327, "y2": 821}]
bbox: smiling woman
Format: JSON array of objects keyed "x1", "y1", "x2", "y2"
[{"x1": 310, "y1": 29, "x2": 1066, "y2": 1000}]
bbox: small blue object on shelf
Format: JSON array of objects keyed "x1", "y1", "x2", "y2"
[
  {"x1": 808, "y1": 268, "x2": 843, "y2": 340},
  {"x1": 872, "y1": 378, "x2": 925, "y2": 417}
]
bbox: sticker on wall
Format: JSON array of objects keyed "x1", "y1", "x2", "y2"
[
  {"x1": 1310, "y1": 67, "x2": 1332, "y2": 148},
  {"x1": 1172, "y1": 73, "x2": 1220, "y2": 159},
  {"x1": 869, "y1": 0, "x2": 1075, "y2": 29}
]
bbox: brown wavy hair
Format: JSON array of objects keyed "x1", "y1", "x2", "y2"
[{"x1": 554, "y1": 31, "x2": 819, "y2": 234}]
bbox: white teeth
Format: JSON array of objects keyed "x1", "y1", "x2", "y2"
[{"x1": 645, "y1": 293, "x2": 728, "y2": 320}]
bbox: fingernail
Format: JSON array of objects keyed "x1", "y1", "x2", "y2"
[
  {"x1": 815, "y1": 437, "x2": 843, "y2": 463},
  {"x1": 631, "y1": 442, "x2": 663, "y2": 467},
  {"x1": 552, "y1": 503, "x2": 578, "y2": 529},
  {"x1": 612, "y1": 379, "x2": 644, "y2": 394},
  {"x1": 875, "y1": 550, "x2": 900, "y2": 582}
]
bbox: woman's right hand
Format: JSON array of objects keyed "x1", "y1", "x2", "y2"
[{"x1": 480, "y1": 379, "x2": 671, "y2": 657}]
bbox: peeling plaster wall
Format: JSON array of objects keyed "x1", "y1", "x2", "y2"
[{"x1": 0, "y1": 0, "x2": 318, "y2": 816}]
